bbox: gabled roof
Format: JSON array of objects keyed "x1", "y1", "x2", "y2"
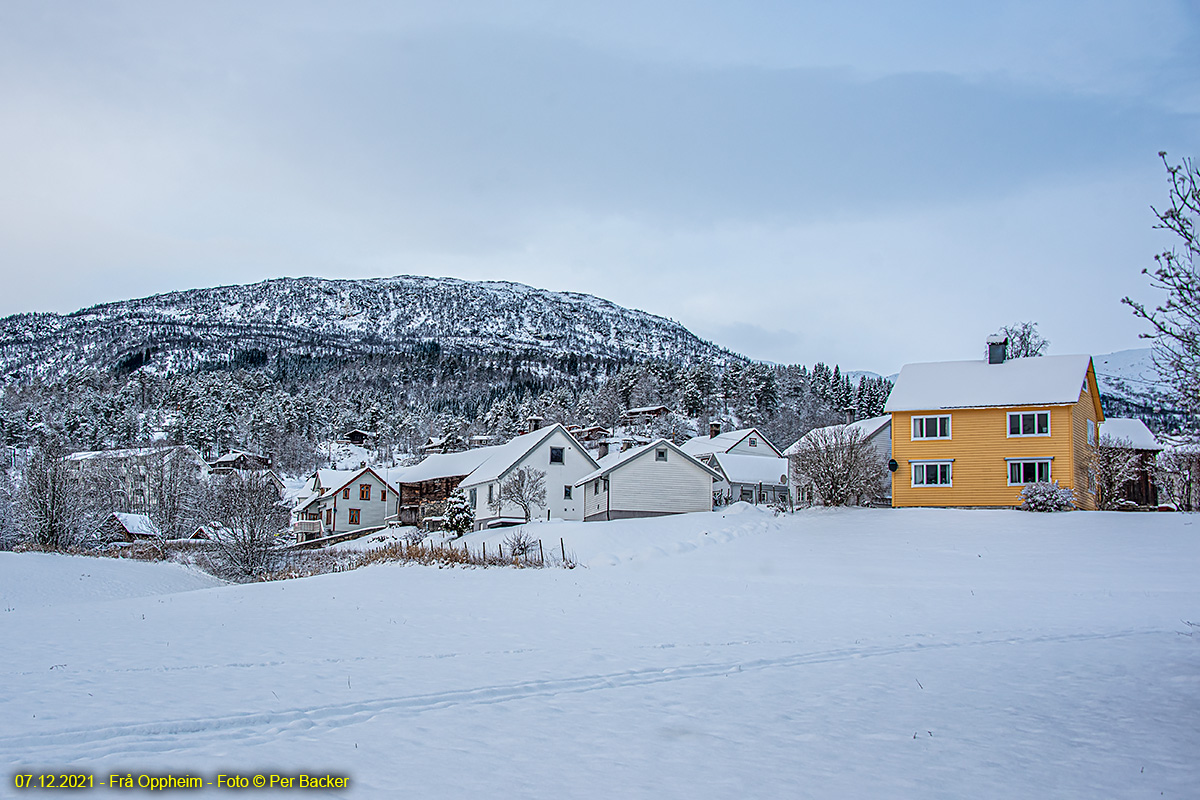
[
  {"x1": 575, "y1": 438, "x2": 722, "y2": 486},
  {"x1": 679, "y1": 427, "x2": 783, "y2": 458},
  {"x1": 461, "y1": 423, "x2": 598, "y2": 485},
  {"x1": 298, "y1": 466, "x2": 398, "y2": 510},
  {"x1": 784, "y1": 415, "x2": 892, "y2": 456},
  {"x1": 711, "y1": 453, "x2": 789, "y2": 486},
  {"x1": 107, "y1": 512, "x2": 160, "y2": 538},
  {"x1": 399, "y1": 447, "x2": 497, "y2": 484},
  {"x1": 884, "y1": 355, "x2": 1095, "y2": 412},
  {"x1": 1100, "y1": 418, "x2": 1163, "y2": 451}
]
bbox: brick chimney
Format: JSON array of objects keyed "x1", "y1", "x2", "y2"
[
  {"x1": 987, "y1": 335, "x2": 1008, "y2": 365},
  {"x1": 709, "y1": 422, "x2": 722, "y2": 439},
  {"x1": 598, "y1": 441, "x2": 609, "y2": 459},
  {"x1": 525, "y1": 415, "x2": 544, "y2": 434}
]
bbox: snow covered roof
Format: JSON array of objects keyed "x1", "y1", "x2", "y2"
[
  {"x1": 575, "y1": 439, "x2": 721, "y2": 486},
  {"x1": 679, "y1": 428, "x2": 782, "y2": 458},
  {"x1": 110, "y1": 513, "x2": 160, "y2": 538},
  {"x1": 462, "y1": 424, "x2": 598, "y2": 486},
  {"x1": 784, "y1": 415, "x2": 892, "y2": 456},
  {"x1": 884, "y1": 355, "x2": 1095, "y2": 412},
  {"x1": 1099, "y1": 418, "x2": 1163, "y2": 450},
  {"x1": 65, "y1": 445, "x2": 205, "y2": 463},
  {"x1": 712, "y1": 453, "x2": 788, "y2": 487},
  {"x1": 399, "y1": 448, "x2": 497, "y2": 483}
]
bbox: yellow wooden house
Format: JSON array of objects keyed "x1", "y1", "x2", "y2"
[{"x1": 884, "y1": 340, "x2": 1104, "y2": 509}]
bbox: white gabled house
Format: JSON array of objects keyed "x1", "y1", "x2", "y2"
[
  {"x1": 708, "y1": 452, "x2": 790, "y2": 505},
  {"x1": 293, "y1": 466, "x2": 400, "y2": 542},
  {"x1": 679, "y1": 426, "x2": 784, "y2": 460},
  {"x1": 456, "y1": 423, "x2": 599, "y2": 529},
  {"x1": 575, "y1": 438, "x2": 722, "y2": 522}
]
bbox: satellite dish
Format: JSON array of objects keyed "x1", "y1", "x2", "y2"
[{"x1": 888, "y1": 459, "x2": 899, "y2": 472}]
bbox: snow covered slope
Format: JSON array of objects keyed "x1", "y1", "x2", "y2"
[
  {"x1": 0, "y1": 276, "x2": 735, "y2": 384},
  {"x1": 3, "y1": 507, "x2": 1197, "y2": 798}
]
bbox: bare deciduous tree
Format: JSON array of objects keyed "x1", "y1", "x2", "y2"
[
  {"x1": 1090, "y1": 435, "x2": 1144, "y2": 509},
  {"x1": 1123, "y1": 152, "x2": 1200, "y2": 416},
  {"x1": 199, "y1": 471, "x2": 290, "y2": 579},
  {"x1": 790, "y1": 426, "x2": 886, "y2": 507},
  {"x1": 998, "y1": 322, "x2": 1050, "y2": 359},
  {"x1": 495, "y1": 466, "x2": 547, "y2": 523},
  {"x1": 16, "y1": 444, "x2": 95, "y2": 550}
]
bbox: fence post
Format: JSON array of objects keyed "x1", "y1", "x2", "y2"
[
  {"x1": 538, "y1": 539, "x2": 544, "y2": 566},
  {"x1": 560, "y1": 537, "x2": 566, "y2": 563},
  {"x1": 482, "y1": 542, "x2": 486, "y2": 560}
]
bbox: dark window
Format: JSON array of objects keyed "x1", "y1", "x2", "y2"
[
  {"x1": 470, "y1": 487, "x2": 477, "y2": 507},
  {"x1": 564, "y1": 485, "x2": 572, "y2": 500},
  {"x1": 343, "y1": 487, "x2": 350, "y2": 499},
  {"x1": 380, "y1": 490, "x2": 386, "y2": 502},
  {"x1": 749, "y1": 438, "x2": 757, "y2": 447},
  {"x1": 550, "y1": 447, "x2": 565, "y2": 464},
  {"x1": 656, "y1": 448, "x2": 668, "y2": 462}
]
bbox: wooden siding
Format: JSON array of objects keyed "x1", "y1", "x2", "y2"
[
  {"x1": 460, "y1": 428, "x2": 594, "y2": 527},
  {"x1": 584, "y1": 448, "x2": 713, "y2": 520},
  {"x1": 892, "y1": 404, "x2": 1077, "y2": 508}
]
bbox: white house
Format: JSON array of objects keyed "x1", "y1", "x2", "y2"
[
  {"x1": 293, "y1": 466, "x2": 400, "y2": 542},
  {"x1": 709, "y1": 452, "x2": 790, "y2": 505},
  {"x1": 575, "y1": 438, "x2": 722, "y2": 521},
  {"x1": 680, "y1": 427, "x2": 784, "y2": 460},
  {"x1": 784, "y1": 414, "x2": 892, "y2": 506},
  {"x1": 456, "y1": 423, "x2": 599, "y2": 529}
]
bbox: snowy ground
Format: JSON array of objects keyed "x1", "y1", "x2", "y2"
[{"x1": 3, "y1": 506, "x2": 1198, "y2": 798}]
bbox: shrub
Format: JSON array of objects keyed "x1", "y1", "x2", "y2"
[{"x1": 1020, "y1": 481, "x2": 1075, "y2": 512}]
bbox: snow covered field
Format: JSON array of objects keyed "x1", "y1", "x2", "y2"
[{"x1": 3, "y1": 506, "x2": 1198, "y2": 798}]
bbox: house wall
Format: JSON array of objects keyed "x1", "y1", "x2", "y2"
[
  {"x1": 312, "y1": 472, "x2": 397, "y2": 536},
  {"x1": 727, "y1": 432, "x2": 775, "y2": 457},
  {"x1": 891, "y1": 400, "x2": 1097, "y2": 509},
  {"x1": 462, "y1": 428, "x2": 594, "y2": 529},
  {"x1": 583, "y1": 448, "x2": 713, "y2": 521}
]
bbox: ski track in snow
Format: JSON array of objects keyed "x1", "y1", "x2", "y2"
[{"x1": 4, "y1": 627, "x2": 1163, "y2": 763}]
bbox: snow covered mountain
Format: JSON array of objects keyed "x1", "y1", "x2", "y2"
[
  {"x1": 1091, "y1": 347, "x2": 1160, "y2": 402},
  {"x1": 0, "y1": 276, "x2": 735, "y2": 383}
]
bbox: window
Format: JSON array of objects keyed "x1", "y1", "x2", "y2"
[
  {"x1": 348, "y1": 508, "x2": 361, "y2": 525},
  {"x1": 380, "y1": 490, "x2": 386, "y2": 502},
  {"x1": 359, "y1": 484, "x2": 371, "y2": 501},
  {"x1": 549, "y1": 447, "x2": 565, "y2": 464},
  {"x1": 488, "y1": 484, "x2": 494, "y2": 504},
  {"x1": 594, "y1": 479, "x2": 601, "y2": 494},
  {"x1": 469, "y1": 487, "x2": 477, "y2": 507},
  {"x1": 656, "y1": 448, "x2": 668, "y2": 462},
  {"x1": 1008, "y1": 459, "x2": 1051, "y2": 485},
  {"x1": 342, "y1": 487, "x2": 350, "y2": 499},
  {"x1": 1087, "y1": 419, "x2": 1096, "y2": 446},
  {"x1": 749, "y1": 437, "x2": 758, "y2": 448},
  {"x1": 563, "y1": 485, "x2": 572, "y2": 500},
  {"x1": 1008, "y1": 411, "x2": 1050, "y2": 437},
  {"x1": 912, "y1": 415, "x2": 951, "y2": 439},
  {"x1": 911, "y1": 461, "x2": 952, "y2": 486},
  {"x1": 325, "y1": 509, "x2": 332, "y2": 525}
]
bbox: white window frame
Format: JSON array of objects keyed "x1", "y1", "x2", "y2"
[
  {"x1": 1006, "y1": 457, "x2": 1053, "y2": 486},
  {"x1": 911, "y1": 460, "x2": 953, "y2": 487},
  {"x1": 1007, "y1": 410, "x2": 1051, "y2": 438},
  {"x1": 656, "y1": 448, "x2": 668, "y2": 462},
  {"x1": 912, "y1": 415, "x2": 951, "y2": 440},
  {"x1": 549, "y1": 447, "x2": 565, "y2": 464},
  {"x1": 1087, "y1": 419, "x2": 1096, "y2": 446}
]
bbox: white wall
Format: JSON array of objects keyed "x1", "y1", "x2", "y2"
[
  {"x1": 462, "y1": 428, "x2": 595, "y2": 528},
  {"x1": 584, "y1": 447, "x2": 713, "y2": 520}
]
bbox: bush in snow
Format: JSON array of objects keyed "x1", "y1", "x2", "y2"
[
  {"x1": 1019, "y1": 481, "x2": 1075, "y2": 512},
  {"x1": 503, "y1": 528, "x2": 537, "y2": 559},
  {"x1": 443, "y1": 489, "x2": 474, "y2": 537}
]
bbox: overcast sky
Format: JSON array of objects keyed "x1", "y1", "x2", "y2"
[{"x1": 0, "y1": 1, "x2": 1196, "y2": 374}]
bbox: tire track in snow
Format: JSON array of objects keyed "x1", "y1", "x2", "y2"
[{"x1": 4, "y1": 627, "x2": 1164, "y2": 763}]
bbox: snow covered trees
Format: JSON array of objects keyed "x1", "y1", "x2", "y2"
[
  {"x1": 790, "y1": 426, "x2": 886, "y2": 507},
  {"x1": 16, "y1": 444, "x2": 93, "y2": 550},
  {"x1": 495, "y1": 466, "x2": 547, "y2": 523},
  {"x1": 1123, "y1": 152, "x2": 1200, "y2": 417},
  {"x1": 443, "y1": 489, "x2": 474, "y2": 537},
  {"x1": 1090, "y1": 436, "x2": 1144, "y2": 509},
  {"x1": 199, "y1": 471, "x2": 290, "y2": 579}
]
